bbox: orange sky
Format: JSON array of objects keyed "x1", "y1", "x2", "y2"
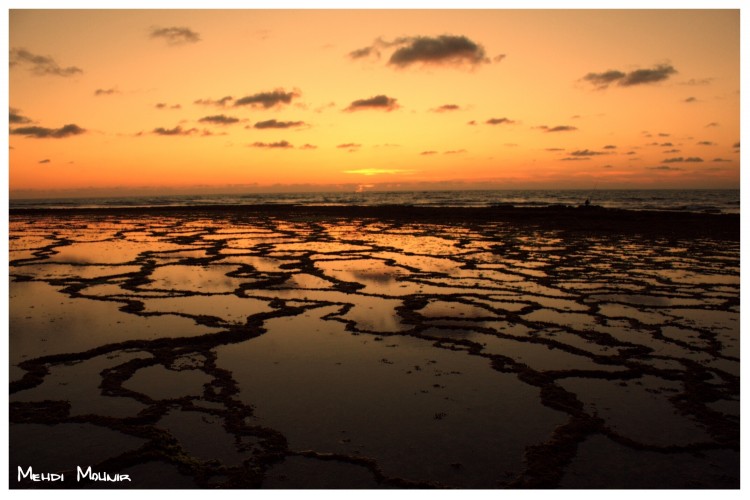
[{"x1": 8, "y1": 8, "x2": 741, "y2": 197}]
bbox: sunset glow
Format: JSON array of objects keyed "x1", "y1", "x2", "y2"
[{"x1": 8, "y1": 8, "x2": 740, "y2": 197}]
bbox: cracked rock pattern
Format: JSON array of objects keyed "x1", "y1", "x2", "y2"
[{"x1": 9, "y1": 213, "x2": 739, "y2": 488}]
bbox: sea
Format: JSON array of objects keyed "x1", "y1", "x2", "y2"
[{"x1": 8, "y1": 189, "x2": 740, "y2": 214}]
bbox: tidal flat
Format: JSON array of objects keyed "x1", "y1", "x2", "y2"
[{"x1": 9, "y1": 207, "x2": 740, "y2": 488}]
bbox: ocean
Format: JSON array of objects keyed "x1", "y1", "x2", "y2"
[{"x1": 8, "y1": 189, "x2": 740, "y2": 214}]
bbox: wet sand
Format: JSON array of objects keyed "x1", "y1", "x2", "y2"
[{"x1": 9, "y1": 206, "x2": 740, "y2": 488}]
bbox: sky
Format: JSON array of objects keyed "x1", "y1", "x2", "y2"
[{"x1": 6, "y1": 6, "x2": 742, "y2": 197}]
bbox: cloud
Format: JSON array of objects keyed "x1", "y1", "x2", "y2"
[
  {"x1": 647, "y1": 165, "x2": 683, "y2": 171},
  {"x1": 388, "y1": 35, "x2": 489, "y2": 68},
  {"x1": 194, "y1": 96, "x2": 234, "y2": 107},
  {"x1": 349, "y1": 46, "x2": 379, "y2": 60},
  {"x1": 234, "y1": 90, "x2": 300, "y2": 109},
  {"x1": 603, "y1": 145, "x2": 617, "y2": 149},
  {"x1": 38, "y1": 159, "x2": 51, "y2": 164},
  {"x1": 713, "y1": 158, "x2": 731, "y2": 162},
  {"x1": 663, "y1": 149, "x2": 681, "y2": 153},
  {"x1": 569, "y1": 149, "x2": 606, "y2": 156},
  {"x1": 199, "y1": 114, "x2": 240, "y2": 125},
  {"x1": 10, "y1": 123, "x2": 86, "y2": 138},
  {"x1": 684, "y1": 97, "x2": 697, "y2": 103},
  {"x1": 420, "y1": 151, "x2": 438, "y2": 155},
  {"x1": 432, "y1": 104, "x2": 461, "y2": 112},
  {"x1": 561, "y1": 157, "x2": 590, "y2": 161},
  {"x1": 444, "y1": 149, "x2": 466, "y2": 155},
  {"x1": 94, "y1": 88, "x2": 119, "y2": 96},
  {"x1": 583, "y1": 64, "x2": 677, "y2": 89},
  {"x1": 680, "y1": 78, "x2": 714, "y2": 86},
  {"x1": 155, "y1": 103, "x2": 181, "y2": 109},
  {"x1": 539, "y1": 125, "x2": 578, "y2": 133},
  {"x1": 493, "y1": 54, "x2": 507, "y2": 63},
  {"x1": 545, "y1": 148, "x2": 565, "y2": 152},
  {"x1": 337, "y1": 143, "x2": 362, "y2": 152},
  {"x1": 485, "y1": 117, "x2": 514, "y2": 125},
  {"x1": 153, "y1": 126, "x2": 198, "y2": 136},
  {"x1": 733, "y1": 142, "x2": 740, "y2": 149},
  {"x1": 10, "y1": 48, "x2": 83, "y2": 77},
  {"x1": 299, "y1": 144, "x2": 318, "y2": 150},
  {"x1": 345, "y1": 95, "x2": 399, "y2": 112},
  {"x1": 253, "y1": 119, "x2": 306, "y2": 129},
  {"x1": 581, "y1": 70, "x2": 626, "y2": 89},
  {"x1": 467, "y1": 120, "x2": 477, "y2": 126},
  {"x1": 706, "y1": 122, "x2": 719, "y2": 128},
  {"x1": 9, "y1": 108, "x2": 32, "y2": 124},
  {"x1": 697, "y1": 141, "x2": 716, "y2": 146},
  {"x1": 250, "y1": 141, "x2": 293, "y2": 149},
  {"x1": 663, "y1": 157, "x2": 704, "y2": 163},
  {"x1": 150, "y1": 26, "x2": 201, "y2": 45}
]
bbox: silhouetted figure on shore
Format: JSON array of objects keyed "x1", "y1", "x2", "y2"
[{"x1": 584, "y1": 197, "x2": 591, "y2": 207}]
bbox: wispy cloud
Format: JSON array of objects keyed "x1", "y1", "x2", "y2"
[
  {"x1": 583, "y1": 64, "x2": 677, "y2": 89},
  {"x1": 647, "y1": 165, "x2": 683, "y2": 171},
  {"x1": 538, "y1": 125, "x2": 578, "y2": 133},
  {"x1": 485, "y1": 117, "x2": 514, "y2": 125},
  {"x1": 150, "y1": 26, "x2": 201, "y2": 45},
  {"x1": 253, "y1": 119, "x2": 306, "y2": 129},
  {"x1": 155, "y1": 103, "x2": 182, "y2": 109},
  {"x1": 234, "y1": 90, "x2": 300, "y2": 109},
  {"x1": 10, "y1": 123, "x2": 86, "y2": 138},
  {"x1": 663, "y1": 157, "x2": 704, "y2": 163},
  {"x1": 345, "y1": 95, "x2": 399, "y2": 112},
  {"x1": 10, "y1": 48, "x2": 82, "y2": 77},
  {"x1": 94, "y1": 88, "x2": 119, "y2": 96},
  {"x1": 432, "y1": 104, "x2": 461, "y2": 112},
  {"x1": 153, "y1": 126, "x2": 199, "y2": 136},
  {"x1": 9, "y1": 108, "x2": 32, "y2": 124},
  {"x1": 569, "y1": 149, "x2": 607, "y2": 156},
  {"x1": 199, "y1": 115, "x2": 240, "y2": 125},
  {"x1": 249, "y1": 140, "x2": 293, "y2": 149},
  {"x1": 38, "y1": 159, "x2": 51, "y2": 164},
  {"x1": 194, "y1": 96, "x2": 234, "y2": 107},
  {"x1": 697, "y1": 141, "x2": 716, "y2": 146}
]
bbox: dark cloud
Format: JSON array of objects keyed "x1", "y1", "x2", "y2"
[
  {"x1": 663, "y1": 157, "x2": 704, "y2": 163},
  {"x1": 299, "y1": 144, "x2": 317, "y2": 150},
  {"x1": 9, "y1": 108, "x2": 32, "y2": 124},
  {"x1": 713, "y1": 158, "x2": 731, "y2": 162},
  {"x1": 485, "y1": 117, "x2": 514, "y2": 125},
  {"x1": 545, "y1": 148, "x2": 565, "y2": 152},
  {"x1": 684, "y1": 97, "x2": 697, "y2": 103},
  {"x1": 10, "y1": 48, "x2": 83, "y2": 77},
  {"x1": 467, "y1": 120, "x2": 477, "y2": 126},
  {"x1": 680, "y1": 78, "x2": 714, "y2": 86},
  {"x1": 432, "y1": 104, "x2": 461, "y2": 112},
  {"x1": 38, "y1": 159, "x2": 51, "y2": 164},
  {"x1": 10, "y1": 124, "x2": 86, "y2": 139},
  {"x1": 697, "y1": 141, "x2": 716, "y2": 146},
  {"x1": 493, "y1": 54, "x2": 507, "y2": 63},
  {"x1": 660, "y1": 142, "x2": 674, "y2": 147},
  {"x1": 150, "y1": 26, "x2": 201, "y2": 45},
  {"x1": 253, "y1": 119, "x2": 306, "y2": 129},
  {"x1": 420, "y1": 151, "x2": 438, "y2": 155},
  {"x1": 337, "y1": 143, "x2": 361, "y2": 149},
  {"x1": 658, "y1": 133, "x2": 670, "y2": 137},
  {"x1": 733, "y1": 142, "x2": 740, "y2": 149},
  {"x1": 94, "y1": 88, "x2": 119, "y2": 96},
  {"x1": 199, "y1": 115, "x2": 240, "y2": 125},
  {"x1": 345, "y1": 95, "x2": 399, "y2": 112},
  {"x1": 569, "y1": 149, "x2": 606, "y2": 156},
  {"x1": 663, "y1": 149, "x2": 681, "y2": 154},
  {"x1": 250, "y1": 141, "x2": 293, "y2": 149},
  {"x1": 561, "y1": 157, "x2": 590, "y2": 162},
  {"x1": 647, "y1": 166, "x2": 683, "y2": 171},
  {"x1": 153, "y1": 126, "x2": 198, "y2": 136},
  {"x1": 194, "y1": 96, "x2": 234, "y2": 107},
  {"x1": 706, "y1": 122, "x2": 719, "y2": 127},
  {"x1": 540, "y1": 125, "x2": 578, "y2": 133},
  {"x1": 444, "y1": 149, "x2": 466, "y2": 155},
  {"x1": 583, "y1": 64, "x2": 677, "y2": 89},
  {"x1": 603, "y1": 145, "x2": 617, "y2": 149},
  {"x1": 234, "y1": 90, "x2": 299, "y2": 109},
  {"x1": 582, "y1": 70, "x2": 626, "y2": 89},
  {"x1": 388, "y1": 35, "x2": 489, "y2": 68}
]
